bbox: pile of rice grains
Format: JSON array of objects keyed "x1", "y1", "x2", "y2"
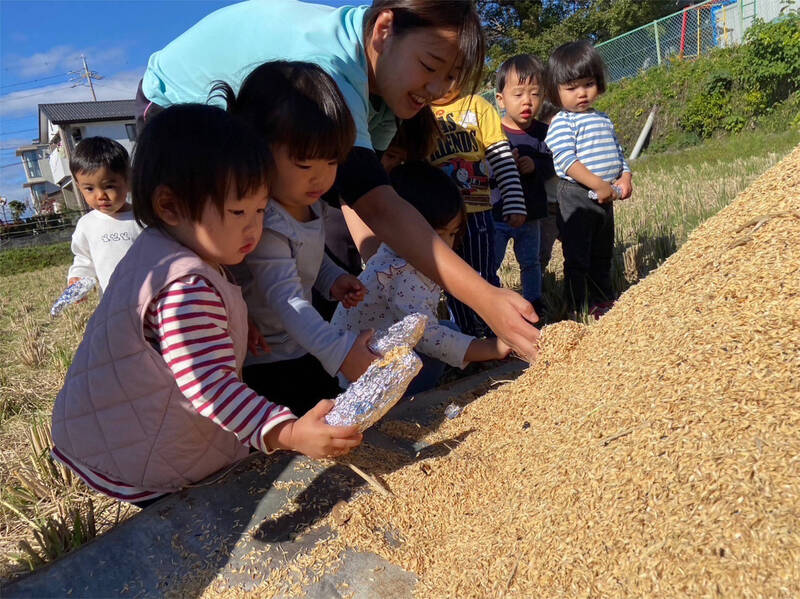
[{"x1": 214, "y1": 146, "x2": 800, "y2": 597}]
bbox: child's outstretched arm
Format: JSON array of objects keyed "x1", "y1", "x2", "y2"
[
  {"x1": 265, "y1": 400, "x2": 362, "y2": 459},
  {"x1": 464, "y1": 337, "x2": 512, "y2": 362},
  {"x1": 147, "y1": 275, "x2": 297, "y2": 454}
]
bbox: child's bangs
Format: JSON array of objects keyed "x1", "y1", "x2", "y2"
[{"x1": 273, "y1": 84, "x2": 355, "y2": 164}]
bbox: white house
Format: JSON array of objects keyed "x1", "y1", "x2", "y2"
[
  {"x1": 17, "y1": 99, "x2": 136, "y2": 212},
  {"x1": 14, "y1": 142, "x2": 61, "y2": 214}
]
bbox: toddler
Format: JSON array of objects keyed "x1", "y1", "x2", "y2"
[
  {"x1": 429, "y1": 90, "x2": 527, "y2": 337},
  {"x1": 51, "y1": 105, "x2": 362, "y2": 505},
  {"x1": 215, "y1": 61, "x2": 375, "y2": 417},
  {"x1": 332, "y1": 161, "x2": 511, "y2": 396},
  {"x1": 544, "y1": 40, "x2": 633, "y2": 318},
  {"x1": 66, "y1": 137, "x2": 143, "y2": 294},
  {"x1": 492, "y1": 54, "x2": 555, "y2": 319}
]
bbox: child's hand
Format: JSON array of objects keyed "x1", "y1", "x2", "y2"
[
  {"x1": 339, "y1": 329, "x2": 378, "y2": 382},
  {"x1": 247, "y1": 316, "x2": 270, "y2": 356},
  {"x1": 330, "y1": 274, "x2": 367, "y2": 308},
  {"x1": 266, "y1": 400, "x2": 362, "y2": 459},
  {"x1": 504, "y1": 214, "x2": 526, "y2": 228},
  {"x1": 614, "y1": 172, "x2": 633, "y2": 200},
  {"x1": 464, "y1": 336, "x2": 513, "y2": 363},
  {"x1": 513, "y1": 148, "x2": 536, "y2": 175},
  {"x1": 593, "y1": 181, "x2": 618, "y2": 204},
  {"x1": 66, "y1": 277, "x2": 88, "y2": 303}
]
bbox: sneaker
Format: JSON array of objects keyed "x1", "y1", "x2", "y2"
[{"x1": 588, "y1": 300, "x2": 615, "y2": 320}]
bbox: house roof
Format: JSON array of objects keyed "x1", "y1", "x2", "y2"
[{"x1": 39, "y1": 99, "x2": 136, "y2": 124}]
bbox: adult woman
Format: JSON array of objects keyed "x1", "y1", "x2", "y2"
[{"x1": 136, "y1": 0, "x2": 540, "y2": 361}]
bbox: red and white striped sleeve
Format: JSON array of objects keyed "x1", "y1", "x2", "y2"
[{"x1": 145, "y1": 274, "x2": 296, "y2": 453}]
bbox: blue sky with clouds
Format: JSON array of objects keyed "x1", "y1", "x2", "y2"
[{"x1": 0, "y1": 0, "x2": 356, "y2": 210}]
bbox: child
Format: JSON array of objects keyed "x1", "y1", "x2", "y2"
[
  {"x1": 215, "y1": 61, "x2": 375, "y2": 417},
  {"x1": 429, "y1": 91, "x2": 527, "y2": 337},
  {"x1": 66, "y1": 137, "x2": 143, "y2": 294},
  {"x1": 492, "y1": 54, "x2": 556, "y2": 319},
  {"x1": 544, "y1": 40, "x2": 633, "y2": 318},
  {"x1": 332, "y1": 161, "x2": 511, "y2": 395},
  {"x1": 51, "y1": 104, "x2": 362, "y2": 505}
]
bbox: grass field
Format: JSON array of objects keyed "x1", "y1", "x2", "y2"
[{"x1": 0, "y1": 129, "x2": 798, "y2": 582}]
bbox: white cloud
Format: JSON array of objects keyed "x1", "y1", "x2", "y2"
[
  {"x1": 0, "y1": 69, "x2": 143, "y2": 119},
  {"x1": 8, "y1": 44, "x2": 128, "y2": 78}
]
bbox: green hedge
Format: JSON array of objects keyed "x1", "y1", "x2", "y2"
[
  {"x1": 0, "y1": 242, "x2": 73, "y2": 277},
  {"x1": 595, "y1": 14, "x2": 800, "y2": 154}
]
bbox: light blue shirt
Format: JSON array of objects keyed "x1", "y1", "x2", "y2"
[
  {"x1": 142, "y1": 0, "x2": 397, "y2": 151},
  {"x1": 545, "y1": 109, "x2": 630, "y2": 183}
]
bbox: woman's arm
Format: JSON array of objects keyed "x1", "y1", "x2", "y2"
[{"x1": 342, "y1": 204, "x2": 380, "y2": 262}]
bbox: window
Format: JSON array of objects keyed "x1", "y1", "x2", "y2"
[
  {"x1": 71, "y1": 128, "x2": 82, "y2": 144},
  {"x1": 23, "y1": 151, "x2": 42, "y2": 179},
  {"x1": 125, "y1": 123, "x2": 137, "y2": 142}
]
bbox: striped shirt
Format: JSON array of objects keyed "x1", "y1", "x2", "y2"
[
  {"x1": 545, "y1": 110, "x2": 630, "y2": 183},
  {"x1": 54, "y1": 274, "x2": 296, "y2": 503},
  {"x1": 485, "y1": 140, "x2": 527, "y2": 218}
]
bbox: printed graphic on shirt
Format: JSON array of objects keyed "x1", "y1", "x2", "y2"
[
  {"x1": 101, "y1": 231, "x2": 136, "y2": 243},
  {"x1": 429, "y1": 96, "x2": 506, "y2": 210}
]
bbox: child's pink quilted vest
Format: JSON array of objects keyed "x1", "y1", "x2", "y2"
[{"x1": 51, "y1": 227, "x2": 250, "y2": 493}]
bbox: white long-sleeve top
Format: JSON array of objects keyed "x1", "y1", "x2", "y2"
[
  {"x1": 235, "y1": 200, "x2": 356, "y2": 375},
  {"x1": 67, "y1": 208, "x2": 143, "y2": 292},
  {"x1": 331, "y1": 244, "x2": 475, "y2": 368}
]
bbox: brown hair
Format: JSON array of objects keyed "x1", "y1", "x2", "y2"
[{"x1": 364, "y1": 0, "x2": 486, "y2": 98}]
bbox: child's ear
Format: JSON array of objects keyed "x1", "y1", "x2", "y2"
[
  {"x1": 153, "y1": 185, "x2": 184, "y2": 226},
  {"x1": 495, "y1": 92, "x2": 505, "y2": 110}
]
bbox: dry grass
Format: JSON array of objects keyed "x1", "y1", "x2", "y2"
[
  {"x1": 223, "y1": 145, "x2": 800, "y2": 598},
  {"x1": 0, "y1": 267, "x2": 138, "y2": 581},
  {"x1": 499, "y1": 148, "x2": 793, "y2": 321}
]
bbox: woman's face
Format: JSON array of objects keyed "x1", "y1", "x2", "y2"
[{"x1": 369, "y1": 16, "x2": 463, "y2": 119}]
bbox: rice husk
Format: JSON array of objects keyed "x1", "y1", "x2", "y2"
[{"x1": 211, "y1": 146, "x2": 800, "y2": 598}]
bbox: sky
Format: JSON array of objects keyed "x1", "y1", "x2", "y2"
[{"x1": 0, "y1": 0, "x2": 357, "y2": 213}]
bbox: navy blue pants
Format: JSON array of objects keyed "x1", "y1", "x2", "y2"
[{"x1": 446, "y1": 210, "x2": 498, "y2": 337}]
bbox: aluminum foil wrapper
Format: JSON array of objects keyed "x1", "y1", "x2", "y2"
[
  {"x1": 50, "y1": 277, "x2": 96, "y2": 317},
  {"x1": 588, "y1": 184, "x2": 622, "y2": 201},
  {"x1": 326, "y1": 345, "x2": 422, "y2": 431},
  {"x1": 368, "y1": 313, "x2": 428, "y2": 356}
]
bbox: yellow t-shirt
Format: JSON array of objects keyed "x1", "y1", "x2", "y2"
[{"x1": 429, "y1": 95, "x2": 506, "y2": 212}]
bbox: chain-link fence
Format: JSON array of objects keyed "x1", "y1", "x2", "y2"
[{"x1": 597, "y1": 0, "x2": 791, "y2": 83}]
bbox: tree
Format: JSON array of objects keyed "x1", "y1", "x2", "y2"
[
  {"x1": 9, "y1": 200, "x2": 27, "y2": 222},
  {"x1": 478, "y1": 0, "x2": 680, "y2": 81}
]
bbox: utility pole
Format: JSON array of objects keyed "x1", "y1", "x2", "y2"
[{"x1": 69, "y1": 54, "x2": 103, "y2": 101}]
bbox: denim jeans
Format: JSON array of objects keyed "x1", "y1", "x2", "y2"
[
  {"x1": 494, "y1": 218, "x2": 542, "y2": 304},
  {"x1": 405, "y1": 320, "x2": 461, "y2": 397}
]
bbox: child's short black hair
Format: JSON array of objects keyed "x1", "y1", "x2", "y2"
[
  {"x1": 537, "y1": 99, "x2": 560, "y2": 123},
  {"x1": 131, "y1": 104, "x2": 272, "y2": 227},
  {"x1": 211, "y1": 60, "x2": 355, "y2": 163},
  {"x1": 389, "y1": 161, "x2": 465, "y2": 239},
  {"x1": 495, "y1": 54, "x2": 545, "y2": 93},
  {"x1": 546, "y1": 40, "x2": 607, "y2": 107},
  {"x1": 69, "y1": 137, "x2": 129, "y2": 179}
]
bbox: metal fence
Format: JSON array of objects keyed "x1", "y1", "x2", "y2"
[{"x1": 596, "y1": 0, "x2": 791, "y2": 83}]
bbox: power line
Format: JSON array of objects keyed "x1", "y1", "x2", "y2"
[
  {"x1": 0, "y1": 74, "x2": 68, "y2": 91},
  {"x1": 0, "y1": 84, "x2": 74, "y2": 102},
  {"x1": 0, "y1": 128, "x2": 38, "y2": 135}
]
